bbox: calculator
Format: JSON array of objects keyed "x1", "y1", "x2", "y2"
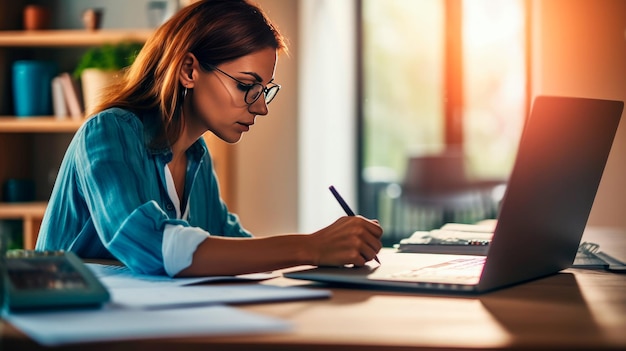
[{"x1": 2, "y1": 250, "x2": 110, "y2": 311}]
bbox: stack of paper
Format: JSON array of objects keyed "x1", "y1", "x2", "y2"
[
  {"x1": 4, "y1": 263, "x2": 332, "y2": 346},
  {"x1": 87, "y1": 264, "x2": 331, "y2": 309},
  {"x1": 395, "y1": 222, "x2": 495, "y2": 255}
]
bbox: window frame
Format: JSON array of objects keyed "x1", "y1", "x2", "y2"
[{"x1": 356, "y1": 0, "x2": 532, "y2": 217}]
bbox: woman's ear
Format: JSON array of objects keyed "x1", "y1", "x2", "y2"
[{"x1": 179, "y1": 52, "x2": 196, "y2": 88}]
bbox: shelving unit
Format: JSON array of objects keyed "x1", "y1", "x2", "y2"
[{"x1": 0, "y1": 29, "x2": 151, "y2": 250}]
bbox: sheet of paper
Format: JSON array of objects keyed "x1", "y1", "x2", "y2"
[
  {"x1": 87, "y1": 263, "x2": 331, "y2": 309},
  {"x1": 87, "y1": 263, "x2": 278, "y2": 288},
  {"x1": 108, "y1": 284, "x2": 332, "y2": 309},
  {"x1": 4, "y1": 305, "x2": 290, "y2": 347}
]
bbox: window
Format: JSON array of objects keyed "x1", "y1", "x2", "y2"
[{"x1": 359, "y1": 0, "x2": 528, "y2": 244}]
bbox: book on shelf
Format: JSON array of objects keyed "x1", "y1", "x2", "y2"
[
  {"x1": 55, "y1": 72, "x2": 84, "y2": 120},
  {"x1": 51, "y1": 75, "x2": 68, "y2": 118}
]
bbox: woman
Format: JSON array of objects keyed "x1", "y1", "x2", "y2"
[{"x1": 36, "y1": 0, "x2": 382, "y2": 277}]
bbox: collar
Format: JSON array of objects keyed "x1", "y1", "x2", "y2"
[{"x1": 140, "y1": 110, "x2": 208, "y2": 162}]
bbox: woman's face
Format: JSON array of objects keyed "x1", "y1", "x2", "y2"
[{"x1": 185, "y1": 47, "x2": 278, "y2": 143}]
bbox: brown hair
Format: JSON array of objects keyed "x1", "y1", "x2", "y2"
[{"x1": 93, "y1": 0, "x2": 287, "y2": 148}]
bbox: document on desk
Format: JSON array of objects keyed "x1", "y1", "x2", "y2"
[
  {"x1": 4, "y1": 304, "x2": 290, "y2": 347},
  {"x1": 86, "y1": 263, "x2": 279, "y2": 288},
  {"x1": 87, "y1": 263, "x2": 331, "y2": 309},
  {"x1": 105, "y1": 284, "x2": 331, "y2": 309}
]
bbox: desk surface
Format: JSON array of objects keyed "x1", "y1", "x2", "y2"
[{"x1": 2, "y1": 228, "x2": 626, "y2": 351}]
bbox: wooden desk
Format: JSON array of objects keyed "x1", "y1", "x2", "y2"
[{"x1": 2, "y1": 229, "x2": 626, "y2": 350}]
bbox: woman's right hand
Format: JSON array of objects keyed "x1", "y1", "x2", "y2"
[{"x1": 307, "y1": 216, "x2": 383, "y2": 267}]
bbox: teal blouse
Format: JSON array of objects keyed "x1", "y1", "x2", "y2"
[{"x1": 36, "y1": 108, "x2": 251, "y2": 275}]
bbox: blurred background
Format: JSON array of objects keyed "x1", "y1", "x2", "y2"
[{"x1": 0, "y1": 0, "x2": 624, "y2": 249}]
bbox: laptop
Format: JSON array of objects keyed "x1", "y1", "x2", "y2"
[{"x1": 285, "y1": 96, "x2": 624, "y2": 293}]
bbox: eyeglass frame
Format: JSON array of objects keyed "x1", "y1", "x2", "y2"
[{"x1": 201, "y1": 63, "x2": 281, "y2": 105}]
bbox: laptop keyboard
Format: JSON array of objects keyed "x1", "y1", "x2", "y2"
[{"x1": 389, "y1": 257, "x2": 486, "y2": 281}]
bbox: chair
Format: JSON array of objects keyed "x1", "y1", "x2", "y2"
[{"x1": 393, "y1": 149, "x2": 505, "y2": 236}]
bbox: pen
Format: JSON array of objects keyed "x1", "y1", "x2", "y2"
[{"x1": 329, "y1": 185, "x2": 381, "y2": 264}]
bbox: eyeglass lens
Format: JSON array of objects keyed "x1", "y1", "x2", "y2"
[{"x1": 246, "y1": 84, "x2": 280, "y2": 105}]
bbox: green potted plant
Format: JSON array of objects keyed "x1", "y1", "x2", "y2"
[{"x1": 74, "y1": 42, "x2": 143, "y2": 114}]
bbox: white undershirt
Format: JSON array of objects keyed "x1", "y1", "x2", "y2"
[{"x1": 162, "y1": 165, "x2": 210, "y2": 276}]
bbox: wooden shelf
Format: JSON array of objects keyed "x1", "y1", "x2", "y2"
[
  {"x1": 0, "y1": 29, "x2": 153, "y2": 47},
  {"x1": 0, "y1": 201, "x2": 47, "y2": 217},
  {"x1": 0, "y1": 116, "x2": 84, "y2": 133}
]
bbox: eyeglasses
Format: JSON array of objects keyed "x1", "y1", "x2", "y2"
[{"x1": 204, "y1": 64, "x2": 280, "y2": 105}]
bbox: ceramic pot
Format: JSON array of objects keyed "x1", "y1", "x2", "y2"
[
  {"x1": 82, "y1": 8, "x2": 104, "y2": 31},
  {"x1": 12, "y1": 60, "x2": 57, "y2": 116},
  {"x1": 23, "y1": 5, "x2": 50, "y2": 30},
  {"x1": 80, "y1": 68, "x2": 119, "y2": 115}
]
